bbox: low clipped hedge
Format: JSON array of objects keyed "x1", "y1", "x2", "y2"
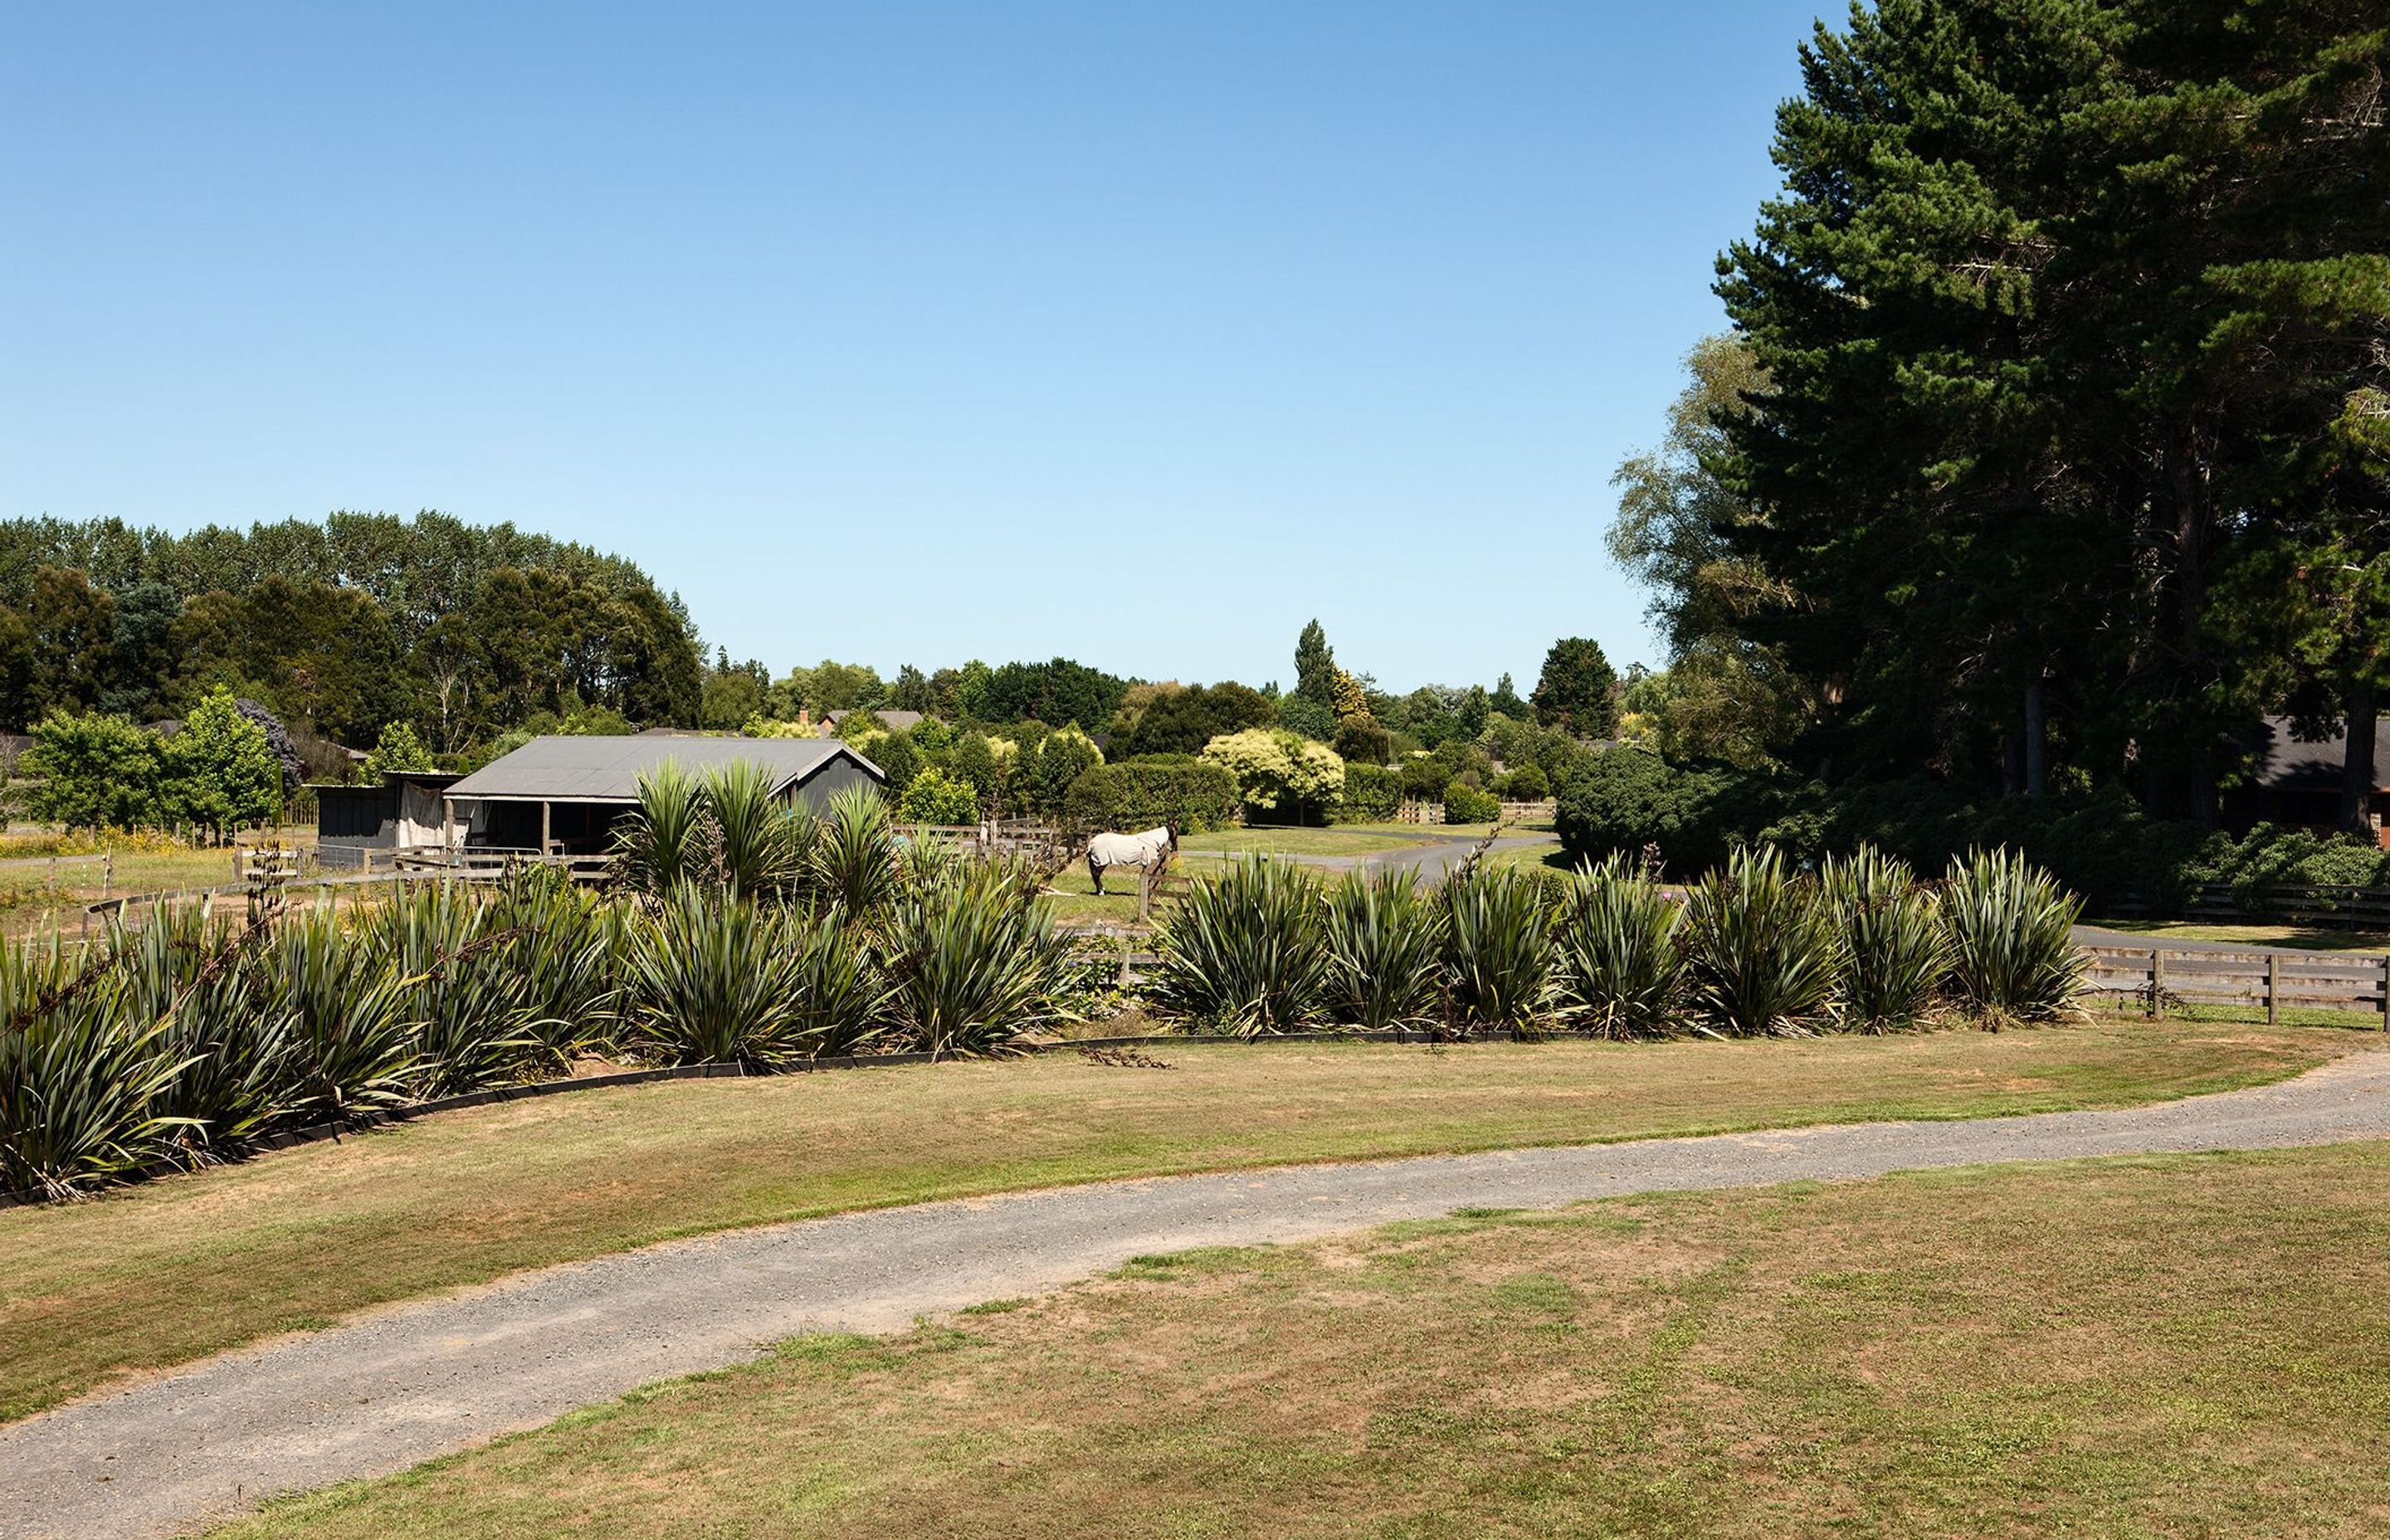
[
  {"x1": 1443, "y1": 781, "x2": 1500, "y2": 824},
  {"x1": 1335, "y1": 763, "x2": 1402, "y2": 823},
  {"x1": 1063, "y1": 755, "x2": 1241, "y2": 836}
]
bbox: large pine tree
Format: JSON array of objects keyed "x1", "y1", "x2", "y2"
[{"x1": 1715, "y1": 0, "x2": 2389, "y2": 819}]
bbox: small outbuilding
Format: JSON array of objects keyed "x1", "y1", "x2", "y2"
[
  {"x1": 312, "y1": 770, "x2": 466, "y2": 870},
  {"x1": 2222, "y1": 716, "x2": 2390, "y2": 847},
  {"x1": 437, "y1": 734, "x2": 885, "y2": 855}
]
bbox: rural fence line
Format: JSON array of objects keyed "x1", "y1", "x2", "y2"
[
  {"x1": 2179, "y1": 881, "x2": 2390, "y2": 928},
  {"x1": 1393, "y1": 799, "x2": 1558, "y2": 826},
  {"x1": 2078, "y1": 943, "x2": 2390, "y2": 1026}
]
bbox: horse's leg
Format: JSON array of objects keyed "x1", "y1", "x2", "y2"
[{"x1": 1089, "y1": 857, "x2": 1104, "y2": 896}]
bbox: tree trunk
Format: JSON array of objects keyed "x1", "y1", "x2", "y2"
[
  {"x1": 2343, "y1": 680, "x2": 2379, "y2": 840},
  {"x1": 2024, "y1": 680, "x2": 2048, "y2": 799},
  {"x1": 2151, "y1": 426, "x2": 2218, "y2": 826}
]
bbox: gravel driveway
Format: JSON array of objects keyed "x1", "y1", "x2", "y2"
[{"x1": 4, "y1": 1048, "x2": 2385, "y2": 1540}]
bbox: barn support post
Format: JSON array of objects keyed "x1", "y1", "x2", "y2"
[
  {"x1": 2266, "y1": 953, "x2": 2279, "y2": 1026},
  {"x1": 540, "y1": 801, "x2": 553, "y2": 857}
]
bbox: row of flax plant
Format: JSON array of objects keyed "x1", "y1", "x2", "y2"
[
  {"x1": 1148, "y1": 845, "x2": 2085, "y2": 1040},
  {"x1": 1, "y1": 777, "x2": 1075, "y2": 1201}
]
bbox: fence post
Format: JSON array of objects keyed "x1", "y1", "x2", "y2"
[
  {"x1": 2266, "y1": 953, "x2": 2279, "y2": 1026},
  {"x1": 2381, "y1": 955, "x2": 2388, "y2": 1033},
  {"x1": 100, "y1": 850, "x2": 110, "y2": 898},
  {"x1": 2149, "y1": 948, "x2": 2163, "y2": 1020}
]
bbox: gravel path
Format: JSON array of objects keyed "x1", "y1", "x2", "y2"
[{"x1": 6, "y1": 1049, "x2": 2386, "y2": 1540}]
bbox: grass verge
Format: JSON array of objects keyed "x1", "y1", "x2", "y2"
[
  {"x1": 2085, "y1": 918, "x2": 2390, "y2": 953},
  {"x1": 1178, "y1": 829, "x2": 1432, "y2": 857},
  {"x1": 0, "y1": 1023, "x2": 2356, "y2": 1424},
  {"x1": 208, "y1": 1141, "x2": 2390, "y2": 1538}
]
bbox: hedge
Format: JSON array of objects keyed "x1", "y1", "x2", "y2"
[
  {"x1": 1335, "y1": 763, "x2": 1402, "y2": 823},
  {"x1": 1063, "y1": 755, "x2": 1241, "y2": 836}
]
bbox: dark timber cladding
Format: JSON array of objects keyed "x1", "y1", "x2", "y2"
[{"x1": 439, "y1": 735, "x2": 885, "y2": 855}]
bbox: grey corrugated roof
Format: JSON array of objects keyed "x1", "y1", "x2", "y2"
[
  {"x1": 2248, "y1": 716, "x2": 2390, "y2": 790},
  {"x1": 825, "y1": 709, "x2": 926, "y2": 733},
  {"x1": 444, "y1": 735, "x2": 880, "y2": 804}
]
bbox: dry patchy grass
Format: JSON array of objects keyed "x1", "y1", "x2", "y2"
[
  {"x1": 212, "y1": 1142, "x2": 2390, "y2": 1539},
  {"x1": 0, "y1": 1024, "x2": 2355, "y2": 1424}
]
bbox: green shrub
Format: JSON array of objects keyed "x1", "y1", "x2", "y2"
[
  {"x1": 865, "y1": 731, "x2": 921, "y2": 797},
  {"x1": 21, "y1": 713, "x2": 168, "y2": 831},
  {"x1": 899, "y1": 765, "x2": 980, "y2": 826},
  {"x1": 1443, "y1": 781, "x2": 1500, "y2": 825},
  {"x1": 124, "y1": 907, "x2": 292, "y2": 1159},
  {"x1": 163, "y1": 690, "x2": 287, "y2": 839},
  {"x1": 1335, "y1": 763, "x2": 1403, "y2": 823},
  {"x1": 361, "y1": 721, "x2": 437, "y2": 779},
  {"x1": 366, "y1": 883, "x2": 544, "y2": 1095},
  {"x1": 1554, "y1": 748, "x2": 1734, "y2": 875},
  {"x1": 708, "y1": 761, "x2": 813, "y2": 900},
  {"x1": 1319, "y1": 870, "x2": 1446, "y2": 1030},
  {"x1": 810, "y1": 785, "x2": 900, "y2": 916},
  {"x1": 1063, "y1": 756, "x2": 1241, "y2": 836},
  {"x1": 1680, "y1": 846, "x2": 1841, "y2": 1036},
  {"x1": 1152, "y1": 856, "x2": 1328, "y2": 1037},
  {"x1": 1940, "y1": 849, "x2": 2085, "y2": 1021},
  {"x1": 1441, "y1": 866, "x2": 1558, "y2": 1036},
  {"x1": 1553, "y1": 854, "x2": 1685, "y2": 1038},
  {"x1": 1820, "y1": 846, "x2": 1947, "y2": 1031},
  {"x1": 613, "y1": 763, "x2": 718, "y2": 894},
  {"x1": 1500, "y1": 764, "x2": 1549, "y2": 802},
  {"x1": 267, "y1": 906, "x2": 421, "y2": 1127}
]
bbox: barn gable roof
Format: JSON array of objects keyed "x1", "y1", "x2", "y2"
[{"x1": 443, "y1": 735, "x2": 882, "y2": 804}]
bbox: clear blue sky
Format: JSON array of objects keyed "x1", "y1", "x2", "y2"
[{"x1": 2, "y1": 2, "x2": 1827, "y2": 694}]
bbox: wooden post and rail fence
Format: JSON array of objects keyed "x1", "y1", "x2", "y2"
[{"x1": 2077, "y1": 943, "x2": 2390, "y2": 1027}]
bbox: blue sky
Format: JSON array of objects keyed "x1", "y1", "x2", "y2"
[{"x1": 1, "y1": 2, "x2": 1827, "y2": 694}]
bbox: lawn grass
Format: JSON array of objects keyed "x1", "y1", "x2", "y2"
[
  {"x1": 0, "y1": 1022, "x2": 2353, "y2": 1425},
  {"x1": 208, "y1": 1140, "x2": 2390, "y2": 1539},
  {"x1": 0, "y1": 844, "x2": 257, "y2": 941},
  {"x1": 0, "y1": 828, "x2": 324, "y2": 941},
  {"x1": 2085, "y1": 917, "x2": 2390, "y2": 953},
  {"x1": 1179, "y1": 828, "x2": 1431, "y2": 857},
  {"x1": 1038, "y1": 860, "x2": 1144, "y2": 928}
]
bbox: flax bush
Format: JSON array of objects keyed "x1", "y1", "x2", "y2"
[
  {"x1": 1441, "y1": 866, "x2": 1559, "y2": 1037},
  {"x1": 1821, "y1": 846, "x2": 1949, "y2": 1032},
  {"x1": 1941, "y1": 847, "x2": 2085, "y2": 1021},
  {"x1": 1319, "y1": 870, "x2": 1446, "y2": 1031},
  {"x1": 1553, "y1": 854, "x2": 1685, "y2": 1039},
  {"x1": 881, "y1": 857, "x2": 1068, "y2": 1057},
  {"x1": 1680, "y1": 846, "x2": 1841, "y2": 1036},
  {"x1": 1152, "y1": 856, "x2": 1328, "y2": 1038}
]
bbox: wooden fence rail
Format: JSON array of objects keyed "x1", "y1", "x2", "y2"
[
  {"x1": 2078, "y1": 943, "x2": 2390, "y2": 1026},
  {"x1": 2178, "y1": 881, "x2": 2390, "y2": 928}
]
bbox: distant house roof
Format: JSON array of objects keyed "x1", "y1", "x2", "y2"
[
  {"x1": 2246, "y1": 716, "x2": 2390, "y2": 791},
  {"x1": 823, "y1": 709, "x2": 924, "y2": 733},
  {"x1": 444, "y1": 735, "x2": 882, "y2": 805}
]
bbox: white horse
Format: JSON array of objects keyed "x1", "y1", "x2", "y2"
[{"x1": 1085, "y1": 821, "x2": 1178, "y2": 895}]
